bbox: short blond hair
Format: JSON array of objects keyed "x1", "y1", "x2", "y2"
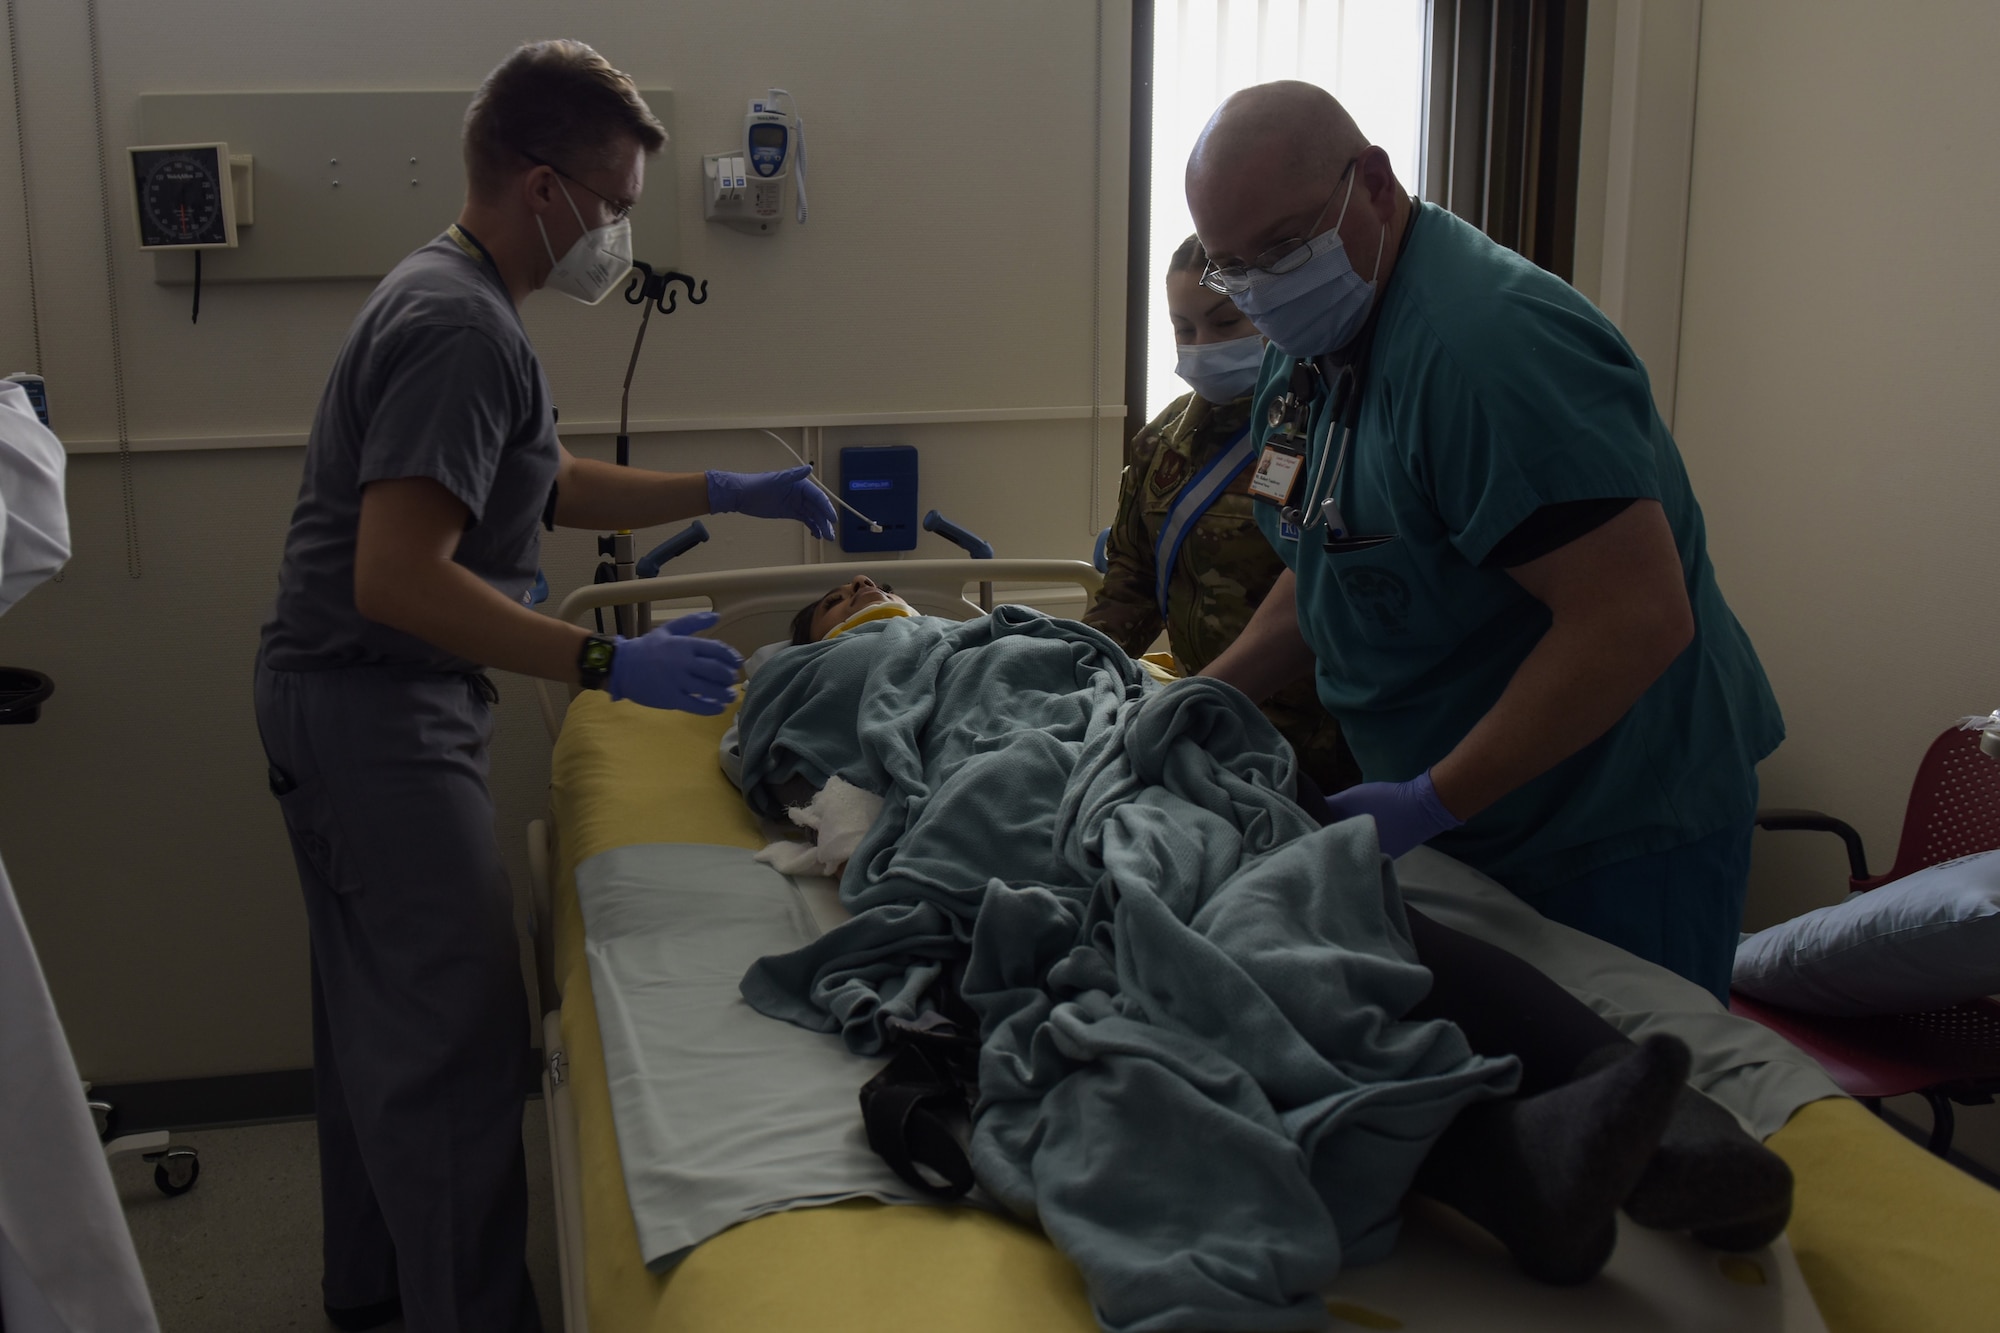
[{"x1": 462, "y1": 40, "x2": 666, "y2": 196}]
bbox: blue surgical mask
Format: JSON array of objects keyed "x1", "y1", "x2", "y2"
[
  {"x1": 1174, "y1": 334, "x2": 1265, "y2": 403},
  {"x1": 1228, "y1": 169, "x2": 1385, "y2": 358}
]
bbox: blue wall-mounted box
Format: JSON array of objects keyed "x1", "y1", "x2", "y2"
[{"x1": 838, "y1": 445, "x2": 918, "y2": 552}]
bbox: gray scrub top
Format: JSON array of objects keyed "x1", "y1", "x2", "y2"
[{"x1": 260, "y1": 229, "x2": 560, "y2": 675}]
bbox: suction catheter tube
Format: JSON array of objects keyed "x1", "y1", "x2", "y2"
[{"x1": 757, "y1": 429, "x2": 882, "y2": 535}]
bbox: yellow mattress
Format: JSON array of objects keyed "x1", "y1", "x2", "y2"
[{"x1": 549, "y1": 690, "x2": 2000, "y2": 1333}]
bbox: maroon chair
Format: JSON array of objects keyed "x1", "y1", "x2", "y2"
[{"x1": 1734, "y1": 725, "x2": 2000, "y2": 1156}]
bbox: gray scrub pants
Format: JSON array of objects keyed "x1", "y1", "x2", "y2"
[{"x1": 254, "y1": 663, "x2": 540, "y2": 1333}]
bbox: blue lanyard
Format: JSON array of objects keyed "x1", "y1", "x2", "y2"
[{"x1": 1152, "y1": 425, "x2": 1256, "y2": 621}]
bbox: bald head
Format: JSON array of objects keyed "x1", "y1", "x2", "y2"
[
  {"x1": 1183, "y1": 80, "x2": 1408, "y2": 300},
  {"x1": 1188, "y1": 81, "x2": 1366, "y2": 198}
]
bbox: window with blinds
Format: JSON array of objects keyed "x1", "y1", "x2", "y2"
[{"x1": 1141, "y1": 0, "x2": 1428, "y2": 420}]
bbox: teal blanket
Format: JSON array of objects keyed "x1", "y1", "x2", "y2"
[{"x1": 736, "y1": 610, "x2": 1516, "y2": 1333}]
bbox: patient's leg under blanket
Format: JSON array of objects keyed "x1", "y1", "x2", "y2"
[
  {"x1": 1401, "y1": 902, "x2": 1794, "y2": 1252},
  {"x1": 1416, "y1": 1033, "x2": 1688, "y2": 1285},
  {"x1": 1295, "y1": 774, "x2": 1797, "y2": 1255}
]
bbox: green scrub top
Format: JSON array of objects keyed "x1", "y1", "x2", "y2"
[{"x1": 1251, "y1": 203, "x2": 1783, "y2": 891}]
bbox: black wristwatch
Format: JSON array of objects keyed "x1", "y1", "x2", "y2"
[{"x1": 577, "y1": 633, "x2": 618, "y2": 690}]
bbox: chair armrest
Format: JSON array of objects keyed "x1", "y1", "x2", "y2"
[{"x1": 1755, "y1": 808, "x2": 1871, "y2": 883}]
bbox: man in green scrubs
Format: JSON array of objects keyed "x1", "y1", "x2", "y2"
[{"x1": 1188, "y1": 82, "x2": 1782, "y2": 1001}]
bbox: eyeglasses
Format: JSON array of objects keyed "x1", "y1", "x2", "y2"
[
  {"x1": 1199, "y1": 158, "x2": 1355, "y2": 295},
  {"x1": 518, "y1": 150, "x2": 636, "y2": 224}
]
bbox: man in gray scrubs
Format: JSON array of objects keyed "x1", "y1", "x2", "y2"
[{"x1": 254, "y1": 42, "x2": 834, "y2": 1332}]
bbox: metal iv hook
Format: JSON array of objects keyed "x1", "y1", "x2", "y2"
[
  {"x1": 616, "y1": 260, "x2": 712, "y2": 466},
  {"x1": 623, "y1": 261, "x2": 709, "y2": 315}
]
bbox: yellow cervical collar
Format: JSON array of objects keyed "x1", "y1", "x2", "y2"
[{"x1": 826, "y1": 602, "x2": 916, "y2": 639}]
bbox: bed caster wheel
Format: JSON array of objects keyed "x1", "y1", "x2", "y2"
[{"x1": 147, "y1": 1147, "x2": 200, "y2": 1196}]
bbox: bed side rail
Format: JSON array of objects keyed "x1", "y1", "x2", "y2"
[
  {"x1": 553, "y1": 557, "x2": 1103, "y2": 629},
  {"x1": 536, "y1": 558, "x2": 1104, "y2": 743}
]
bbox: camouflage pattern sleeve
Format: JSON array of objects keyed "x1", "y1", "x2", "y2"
[{"x1": 1083, "y1": 398, "x2": 1187, "y2": 656}]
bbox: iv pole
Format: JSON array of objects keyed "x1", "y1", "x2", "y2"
[{"x1": 597, "y1": 261, "x2": 708, "y2": 636}]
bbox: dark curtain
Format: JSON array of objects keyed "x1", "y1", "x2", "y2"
[
  {"x1": 1123, "y1": 0, "x2": 1157, "y2": 459},
  {"x1": 1422, "y1": 0, "x2": 1589, "y2": 281}
]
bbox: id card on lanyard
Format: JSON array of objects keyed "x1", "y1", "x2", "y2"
[
  {"x1": 1247, "y1": 440, "x2": 1306, "y2": 507},
  {"x1": 1251, "y1": 360, "x2": 1398, "y2": 552},
  {"x1": 1251, "y1": 359, "x2": 1350, "y2": 527}
]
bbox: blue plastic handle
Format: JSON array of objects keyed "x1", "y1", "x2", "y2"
[
  {"x1": 636, "y1": 520, "x2": 711, "y2": 578},
  {"x1": 526, "y1": 569, "x2": 550, "y2": 606},
  {"x1": 922, "y1": 509, "x2": 994, "y2": 560},
  {"x1": 1092, "y1": 526, "x2": 1111, "y2": 574}
]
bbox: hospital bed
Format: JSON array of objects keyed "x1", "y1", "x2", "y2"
[{"x1": 525, "y1": 559, "x2": 2000, "y2": 1333}]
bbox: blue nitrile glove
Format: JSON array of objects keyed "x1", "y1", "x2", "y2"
[
  {"x1": 606, "y1": 611, "x2": 743, "y2": 716},
  {"x1": 707, "y1": 465, "x2": 838, "y2": 540},
  {"x1": 1321, "y1": 769, "x2": 1464, "y2": 859}
]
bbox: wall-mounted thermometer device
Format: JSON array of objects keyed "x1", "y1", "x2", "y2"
[{"x1": 704, "y1": 90, "x2": 806, "y2": 236}]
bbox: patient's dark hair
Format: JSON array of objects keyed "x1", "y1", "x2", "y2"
[
  {"x1": 789, "y1": 581, "x2": 897, "y2": 646},
  {"x1": 789, "y1": 599, "x2": 819, "y2": 647}
]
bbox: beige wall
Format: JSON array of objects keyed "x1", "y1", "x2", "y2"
[
  {"x1": 1572, "y1": 0, "x2": 1702, "y2": 428},
  {"x1": 1675, "y1": 2, "x2": 2000, "y2": 1162},
  {"x1": 1676, "y1": 0, "x2": 2000, "y2": 926},
  {"x1": 0, "y1": 0, "x2": 1129, "y2": 1081}
]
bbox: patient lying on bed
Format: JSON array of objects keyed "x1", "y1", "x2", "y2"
[
  {"x1": 734, "y1": 589, "x2": 1792, "y2": 1332},
  {"x1": 781, "y1": 574, "x2": 1175, "y2": 685},
  {"x1": 790, "y1": 573, "x2": 913, "y2": 644}
]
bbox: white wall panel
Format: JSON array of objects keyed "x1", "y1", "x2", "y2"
[{"x1": 0, "y1": 0, "x2": 1129, "y2": 1080}]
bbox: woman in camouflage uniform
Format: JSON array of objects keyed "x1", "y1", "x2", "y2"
[{"x1": 1085, "y1": 235, "x2": 1359, "y2": 791}]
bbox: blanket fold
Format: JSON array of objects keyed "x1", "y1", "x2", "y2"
[{"x1": 737, "y1": 610, "x2": 1517, "y2": 1333}]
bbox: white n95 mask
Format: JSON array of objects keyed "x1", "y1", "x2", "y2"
[
  {"x1": 0, "y1": 380, "x2": 69, "y2": 616},
  {"x1": 1174, "y1": 334, "x2": 1266, "y2": 404},
  {"x1": 538, "y1": 178, "x2": 633, "y2": 305}
]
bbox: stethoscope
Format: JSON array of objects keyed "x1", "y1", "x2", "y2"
[
  {"x1": 1265, "y1": 357, "x2": 1397, "y2": 553},
  {"x1": 1271, "y1": 360, "x2": 1359, "y2": 536},
  {"x1": 1258, "y1": 201, "x2": 1424, "y2": 553}
]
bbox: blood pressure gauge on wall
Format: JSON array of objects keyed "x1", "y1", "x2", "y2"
[
  {"x1": 127, "y1": 143, "x2": 244, "y2": 249},
  {"x1": 126, "y1": 141, "x2": 254, "y2": 322}
]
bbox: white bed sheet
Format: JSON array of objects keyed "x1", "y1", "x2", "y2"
[{"x1": 578, "y1": 842, "x2": 920, "y2": 1270}]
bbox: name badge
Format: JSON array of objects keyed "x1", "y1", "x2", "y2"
[{"x1": 1249, "y1": 442, "x2": 1306, "y2": 506}]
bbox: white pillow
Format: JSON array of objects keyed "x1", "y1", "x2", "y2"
[{"x1": 1732, "y1": 849, "x2": 2000, "y2": 1015}]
